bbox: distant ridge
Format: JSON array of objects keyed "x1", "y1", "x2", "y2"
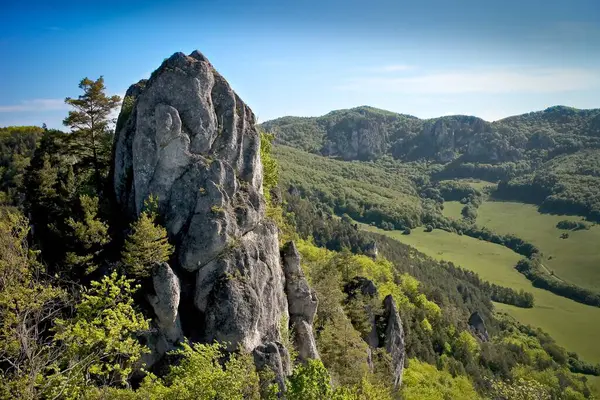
[{"x1": 260, "y1": 105, "x2": 600, "y2": 162}]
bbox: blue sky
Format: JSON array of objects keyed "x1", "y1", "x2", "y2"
[{"x1": 1, "y1": 0, "x2": 599, "y2": 129}]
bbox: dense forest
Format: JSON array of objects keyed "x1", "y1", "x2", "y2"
[{"x1": 263, "y1": 104, "x2": 600, "y2": 223}]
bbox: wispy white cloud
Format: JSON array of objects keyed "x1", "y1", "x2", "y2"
[
  {"x1": 371, "y1": 64, "x2": 415, "y2": 73},
  {"x1": 259, "y1": 60, "x2": 289, "y2": 67},
  {"x1": 0, "y1": 98, "x2": 69, "y2": 113},
  {"x1": 336, "y1": 67, "x2": 600, "y2": 94}
]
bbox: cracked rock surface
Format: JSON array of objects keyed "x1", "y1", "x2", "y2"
[{"x1": 113, "y1": 51, "x2": 297, "y2": 375}]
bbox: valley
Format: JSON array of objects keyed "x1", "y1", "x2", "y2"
[
  {"x1": 268, "y1": 104, "x2": 600, "y2": 395},
  {"x1": 361, "y1": 223, "x2": 600, "y2": 364},
  {"x1": 443, "y1": 198, "x2": 600, "y2": 291}
]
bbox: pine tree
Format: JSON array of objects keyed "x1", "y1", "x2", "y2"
[
  {"x1": 121, "y1": 200, "x2": 173, "y2": 279},
  {"x1": 63, "y1": 195, "x2": 110, "y2": 275},
  {"x1": 63, "y1": 77, "x2": 121, "y2": 195}
]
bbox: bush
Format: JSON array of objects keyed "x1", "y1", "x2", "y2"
[{"x1": 556, "y1": 220, "x2": 589, "y2": 231}]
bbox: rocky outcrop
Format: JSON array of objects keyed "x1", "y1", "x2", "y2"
[
  {"x1": 112, "y1": 51, "x2": 298, "y2": 378},
  {"x1": 364, "y1": 241, "x2": 378, "y2": 259},
  {"x1": 420, "y1": 116, "x2": 491, "y2": 162},
  {"x1": 141, "y1": 262, "x2": 184, "y2": 368},
  {"x1": 343, "y1": 277, "x2": 405, "y2": 388},
  {"x1": 148, "y1": 262, "x2": 183, "y2": 345},
  {"x1": 253, "y1": 342, "x2": 291, "y2": 392},
  {"x1": 281, "y1": 241, "x2": 319, "y2": 361},
  {"x1": 382, "y1": 295, "x2": 405, "y2": 389},
  {"x1": 323, "y1": 116, "x2": 390, "y2": 161},
  {"x1": 468, "y1": 311, "x2": 489, "y2": 342}
]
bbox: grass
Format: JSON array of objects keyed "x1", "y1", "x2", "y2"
[
  {"x1": 442, "y1": 201, "x2": 464, "y2": 220},
  {"x1": 476, "y1": 200, "x2": 600, "y2": 291},
  {"x1": 361, "y1": 224, "x2": 600, "y2": 363},
  {"x1": 587, "y1": 376, "x2": 600, "y2": 394}
]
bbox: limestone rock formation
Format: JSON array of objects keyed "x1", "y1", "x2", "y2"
[
  {"x1": 148, "y1": 262, "x2": 183, "y2": 344},
  {"x1": 323, "y1": 116, "x2": 390, "y2": 160},
  {"x1": 382, "y1": 295, "x2": 406, "y2": 389},
  {"x1": 364, "y1": 241, "x2": 379, "y2": 259},
  {"x1": 142, "y1": 262, "x2": 184, "y2": 368},
  {"x1": 343, "y1": 277, "x2": 406, "y2": 388},
  {"x1": 468, "y1": 311, "x2": 490, "y2": 342},
  {"x1": 281, "y1": 241, "x2": 319, "y2": 361},
  {"x1": 112, "y1": 51, "x2": 319, "y2": 378},
  {"x1": 253, "y1": 342, "x2": 291, "y2": 391}
]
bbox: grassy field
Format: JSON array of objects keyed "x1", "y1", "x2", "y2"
[
  {"x1": 361, "y1": 224, "x2": 600, "y2": 363},
  {"x1": 588, "y1": 376, "x2": 600, "y2": 394},
  {"x1": 442, "y1": 201, "x2": 464, "y2": 220},
  {"x1": 475, "y1": 201, "x2": 600, "y2": 291}
]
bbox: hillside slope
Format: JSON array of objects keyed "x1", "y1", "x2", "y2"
[{"x1": 261, "y1": 105, "x2": 600, "y2": 165}]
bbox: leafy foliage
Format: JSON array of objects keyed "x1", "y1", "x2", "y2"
[
  {"x1": 259, "y1": 131, "x2": 279, "y2": 203},
  {"x1": 0, "y1": 126, "x2": 44, "y2": 206},
  {"x1": 401, "y1": 358, "x2": 481, "y2": 399},
  {"x1": 85, "y1": 342, "x2": 263, "y2": 400},
  {"x1": 48, "y1": 272, "x2": 150, "y2": 397},
  {"x1": 496, "y1": 149, "x2": 600, "y2": 222},
  {"x1": 275, "y1": 145, "x2": 424, "y2": 229},
  {"x1": 0, "y1": 210, "x2": 65, "y2": 399}
]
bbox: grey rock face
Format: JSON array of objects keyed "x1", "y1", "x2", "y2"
[
  {"x1": 364, "y1": 241, "x2": 378, "y2": 259},
  {"x1": 468, "y1": 311, "x2": 490, "y2": 342},
  {"x1": 114, "y1": 50, "x2": 265, "y2": 272},
  {"x1": 342, "y1": 280, "x2": 406, "y2": 388},
  {"x1": 323, "y1": 117, "x2": 390, "y2": 161},
  {"x1": 113, "y1": 51, "x2": 290, "y2": 375},
  {"x1": 195, "y1": 222, "x2": 287, "y2": 351},
  {"x1": 253, "y1": 342, "x2": 291, "y2": 392},
  {"x1": 382, "y1": 295, "x2": 406, "y2": 389},
  {"x1": 148, "y1": 262, "x2": 183, "y2": 344},
  {"x1": 292, "y1": 320, "x2": 319, "y2": 363},
  {"x1": 141, "y1": 262, "x2": 184, "y2": 368},
  {"x1": 421, "y1": 116, "x2": 492, "y2": 162},
  {"x1": 281, "y1": 241, "x2": 319, "y2": 361}
]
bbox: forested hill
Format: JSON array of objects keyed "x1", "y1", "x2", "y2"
[
  {"x1": 261, "y1": 105, "x2": 600, "y2": 222},
  {"x1": 260, "y1": 105, "x2": 600, "y2": 163}
]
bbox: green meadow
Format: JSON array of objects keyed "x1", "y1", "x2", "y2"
[
  {"x1": 475, "y1": 201, "x2": 600, "y2": 291},
  {"x1": 588, "y1": 376, "x2": 600, "y2": 394},
  {"x1": 441, "y1": 201, "x2": 464, "y2": 220},
  {"x1": 362, "y1": 224, "x2": 600, "y2": 363}
]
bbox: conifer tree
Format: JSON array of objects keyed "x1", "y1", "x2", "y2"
[
  {"x1": 121, "y1": 196, "x2": 173, "y2": 278},
  {"x1": 63, "y1": 195, "x2": 110, "y2": 275},
  {"x1": 63, "y1": 77, "x2": 121, "y2": 195}
]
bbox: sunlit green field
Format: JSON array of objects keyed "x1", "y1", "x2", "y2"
[
  {"x1": 442, "y1": 201, "x2": 464, "y2": 220},
  {"x1": 476, "y1": 201, "x2": 600, "y2": 291},
  {"x1": 587, "y1": 376, "x2": 600, "y2": 395},
  {"x1": 362, "y1": 224, "x2": 600, "y2": 363}
]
